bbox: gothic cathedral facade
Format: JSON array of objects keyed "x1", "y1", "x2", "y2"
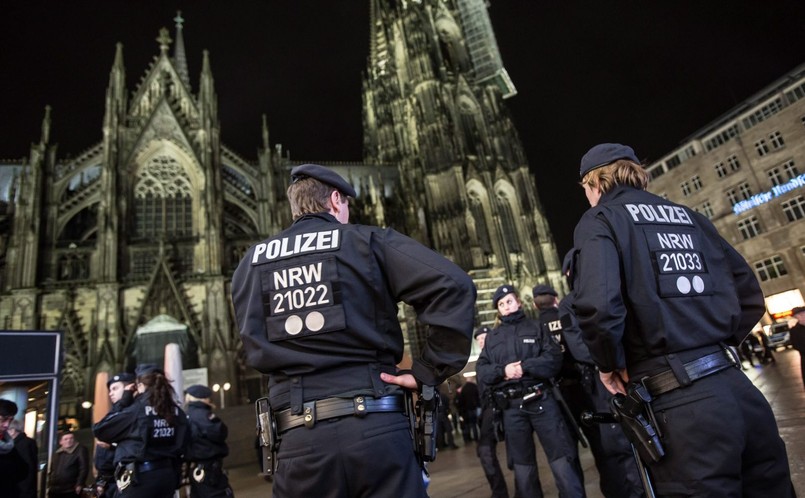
[{"x1": 0, "y1": 2, "x2": 561, "y2": 414}]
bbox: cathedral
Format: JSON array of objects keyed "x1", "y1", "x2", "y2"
[{"x1": 0, "y1": 0, "x2": 560, "y2": 419}]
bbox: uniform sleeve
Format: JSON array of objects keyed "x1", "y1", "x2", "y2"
[
  {"x1": 572, "y1": 212, "x2": 627, "y2": 373},
  {"x1": 232, "y1": 247, "x2": 271, "y2": 372},
  {"x1": 93, "y1": 405, "x2": 137, "y2": 443},
  {"x1": 380, "y1": 229, "x2": 476, "y2": 386},
  {"x1": 475, "y1": 343, "x2": 505, "y2": 387},
  {"x1": 520, "y1": 325, "x2": 563, "y2": 380}
]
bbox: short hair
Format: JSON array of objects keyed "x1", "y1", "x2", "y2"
[
  {"x1": 581, "y1": 159, "x2": 649, "y2": 194},
  {"x1": 533, "y1": 294, "x2": 556, "y2": 310},
  {"x1": 287, "y1": 177, "x2": 336, "y2": 220}
]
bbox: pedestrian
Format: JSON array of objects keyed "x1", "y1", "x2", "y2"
[
  {"x1": 231, "y1": 163, "x2": 476, "y2": 498},
  {"x1": 0, "y1": 399, "x2": 28, "y2": 498},
  {"x1": 534, "y1": 282, "x2": 644, "y2": 498},
  {"x1": 476, "y1": 284, "x2": 586, "y2": 498},
  {"x1": 8, "y1": 419, "x2": 38, "y2": 498},
  {"x1": 790, "y1": 306, "x2": 805, "y2": 389},
  {"x1": 93, "y1": 372, "x2": 136, "y2": 498},
  {"x1": 571, "y1": 142, "x2": 796, "y2": 496},
  {"x1": 473, "y1": 326, "x2": 509, "y2": 498},
  {"x1": 93, "y1": 364, "x2": 188, "y2": 498},
  {"x1": 455, "y1": 379, "x2": 480, "y2": 442},
  {"x1": 184, "y1": 384, "x2": 234, "y2": 497},
  {"x1": 47, "y1": 432, "x2": 89, "y2": 498}
]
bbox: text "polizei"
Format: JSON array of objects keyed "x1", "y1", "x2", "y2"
[{"x1": 252, "y1": 229, "x2": 341, "y2": 264}]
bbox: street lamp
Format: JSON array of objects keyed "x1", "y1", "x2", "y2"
[{"x1": 212, "y1": 382, "x2": 231, "y2": 409}]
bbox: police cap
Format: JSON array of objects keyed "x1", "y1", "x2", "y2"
[
  {"x1": 492, "y1": 285, "x2": 517, "y2": 307},
  {"x1": 474, "y1": 325, "x2": 491, "y2": 338},
  {"x1": 290, "y1": 164, "x2": 357, "y2": 198},
  {"x1": 185, "y1": 384, "x2": 213, "y2": 399},
  {"x1": 107, "y1": 372, "x2": 135, "y2": 388},
  {"x1": 134, "y1": 363, "x2": 163, "y2": 378},
  {"x1": 532, "y1": 284, "x2": 558, "y2": 297},
  {"x1": 792, "y1": 306, "x2": 805, "y2": 316},
  {"x1": 580, "y1": 143, "x2": 640, "y2": 179}
]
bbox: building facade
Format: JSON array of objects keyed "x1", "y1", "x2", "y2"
[
  {"x1": 646, "y1": 62, "x2": 805, "y2": 327},
  {"x1": 0, "y1": 2, "x2": 560, "y2": 418}
]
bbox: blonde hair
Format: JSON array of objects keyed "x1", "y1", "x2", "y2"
[
  {"x1": 581, "y1": 160, "x2": 649, "y2": 194},
  {"x1": 287, "y1": 177, "x2": 335, "y2": 219}
]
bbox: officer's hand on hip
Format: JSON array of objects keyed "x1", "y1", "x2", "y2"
[
  {"x1": 380, "y1": 372, "x2": 418, "y2": 390},
  {"x1": 599, "y1": 369, "x2": 629, "y2": 396}
]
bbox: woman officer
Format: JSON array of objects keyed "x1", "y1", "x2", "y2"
[{"x1": 93, "y1": 364, "x2": 188, "y2": 498}]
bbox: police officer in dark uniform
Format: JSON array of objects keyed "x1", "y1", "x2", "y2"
[
  {"x1": 572, "y1": 143, "x2": 796, "y2": 497},
  {"x1": 533, "y1": 283, "x2": 644, "y2": 498},
  {"x1": 231, "y1": 164, "x2": 476, "y2": 498},
  {"x1": 476, "y1": 284, "x2": 586, "y2": 498},
  {"x1": 93, "y1": 372, "x2": 136, "y2": 498},
  {"x1": 93, "y1": 364, "x2": 188, "y2": 498},
  {"x1": 184, "y1": 384, "x2": 233, "y2": 498},
  {"x1": 473, "y1": 326, "x2": 509, "y2": 498}
]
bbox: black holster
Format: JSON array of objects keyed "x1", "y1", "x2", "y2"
[
  {"x1": 611, "y1": 384, "x2": 665, "y2": 463},
  {"x1": 255, "y1": 397, "x2": 279, "y2": 477}
]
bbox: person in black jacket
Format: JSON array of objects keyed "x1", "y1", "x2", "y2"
[
  {"x1": 0, "y1": 399, "x2": 28, "y2": 498},
  {"x1": 93, "y1": 372, "x2": 136, "y2": 498},
  {"x1": 93, "y1": 364, "x2": 188, "y2": 498},
  {"x1": 184, "y1": 384, "x2": 233, "y2": 498},
  {"x1": 9, "y1": 419, "x2": 38, "y2": 498},
  {"x1": 476, "y1": 285, "x2": 586, "y2": 498},
  {"x1": 47, "y1": 432, "x2": 89, "y2": 498},
  {"x1": 232, "y1": 164, "x2": 476, "y2": 498},
  {"x1": 791, "y1": 306, "x2": 805, "y2": 389},
  {"x1": 572, "y1": 143, "x2": 795, "y2": 497}
]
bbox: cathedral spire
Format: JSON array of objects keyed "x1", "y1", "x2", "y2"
[
  {"x1": 40, "y1": 105, "x2": 51, "y2": 145},
  {"x1": 156, "y1": 27, "x2": 172, "y2": 55},
  {"x1": 199, "y1": 50, "x2": 217, "y2": 122},
  {"x1": 173, "y1": 11, "x2": 191, "y2": 90},
  {"x1": 262, "y1": 114, "x2": 270, "y2": 150}
]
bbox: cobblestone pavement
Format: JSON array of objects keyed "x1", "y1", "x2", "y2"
[{"x1": 226, "y1": 348, "x2": 804, "y2": 498}]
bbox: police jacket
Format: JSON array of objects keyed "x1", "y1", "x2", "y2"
[
  {"x1": 537, "y1": 306, "x2": 588, "y2": 382},
  {"x1": 93, "y1": 391, "x2": 188, "y2": 465},
  {"x1": 232, "y1": 212, "x2": 476, "y2": 410},
  {"x1": 475, "y1": 310, "x2": 562, "y2": 392},
  {"x1": 94, "y1": 394, "x2": 131, "y2": 475},
  {"x1": 572, "y1": 185, "x2": 765, "y2": 374},
  {"x1": 185, "y1": 401, "x2": 228, "y2": 462}
]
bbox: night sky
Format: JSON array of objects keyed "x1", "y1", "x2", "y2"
[{"x1": 2, "y1": 1, "x2": 804, "y2": 256}]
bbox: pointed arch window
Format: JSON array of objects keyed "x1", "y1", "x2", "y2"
[
  {"x1": 468, "y1": 192, "x2": 492, "y2": 254},
  {"x1": 495, "y1": 193, "x2": 521, "y2": 253},
  {"x1": 134, "y1": 156, "x2": 193, "y2": 238}
]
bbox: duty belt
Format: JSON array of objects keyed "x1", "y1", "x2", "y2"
[
  {"x1": 275, "y1": 394, "x2": 405, "y2": 433},
  {"x1": 494, "y1": 383, "x2": 544, "y2": 400},
  {"x1": 642, "y1": 348, "x2": 738, "y2": 396}
]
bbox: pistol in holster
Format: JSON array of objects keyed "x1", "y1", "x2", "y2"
[
  {"x1": 405, "y1": 385, "x2": 440, "y2": 469},
  {"x1": 611, "y1": 383, "x2": 665, "y2": 463},
  {"x1": 255, "y1": 397, "x2": 279, "y2": 477}
]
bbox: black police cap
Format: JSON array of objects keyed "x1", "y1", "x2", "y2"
[
  {"x1": 792, "y1": 306, "x2": 805, "y2": 316},
  {"x1": 474, "y1": 325, "x2": 491, "y2": 338},
  {"x1": 532, "y1": 284, "x2": 558, "y2": 297},
  {"x1": 185, "y1": 384, "x2": 213, "y2": 399},
  {"x1": 580, "y1": 143, "x2": 640, "y2": 179},
  {"x1": 290, "y1": 164, "x2": 357, "y2": 198},
  {"x1": 107, "y1": 372, "x2": 135, "y2": 388}
]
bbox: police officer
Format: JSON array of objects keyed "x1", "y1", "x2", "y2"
[
  {"x1": 572, "y1": 143, "x2": 796, "y2": 497},
  {"x1": 476, "y1": 284, "x2": 586, "y2": 498},
  {"x1": 93, "y1": 364, "x2": 188, "y2": 498},
  {"x1": 184, "y1": 384, "x2": 234, "y2": 498},
  {"x1": 93, "y1": 372, "x2": 136, "y2": 498},
  {"x1": 533, "y1": 283, "x2": 644, "y2": 498},
  {"x1": 473, "y1": 326, "x2": 509, "y2": 498},
  {"x1": 231, "y1": 164, "x2": 476, "y2": 498}
]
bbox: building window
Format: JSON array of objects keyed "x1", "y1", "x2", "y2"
[
  {"x1": 714, "y1": 162, "x2": 727, "y2": 178},
  {"x1": 738, "y1": 182, "x2": 753, "y2": 200},
  {"x1": 769, "y1": 131, "x2": 785, "y2": 150},
  {"x1": 691, "y1": 176, "x2": 703, "y2": 191},
  {"x1": 737, "y1": 216, "x2": 762, "y2": 240},
  {"x1": 768, "y1": 167, "x2": 783, "y2": 187},
  {"x1": 726, "y1": 188, "x2": 739, "y2": 205},
  {"x1": 696, "y1": 201, "x2": 714, "y2": 219},
  {"x1": 134, "y1": 155, "x2": 194, "y2": 239},
  {"x1": 727, "y1": 155, "x2": 740, "y2": 172},
  {"x1": 782, "y1": 159, "x2": 799, "y2": 179},
  {"x1": 681, "y1": 181, "x2": 691, "y2": 196},
  {"x1": 755, "y1": 139, "x2": 769, "y2": 157},
  {"x1": 781, "y1": 196, "x2": 805, "y2": 222},
  {"x1": 754, "y1": 255, "x2": 787, "y2": 282}
]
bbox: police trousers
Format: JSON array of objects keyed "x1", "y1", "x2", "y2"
[
  {"x1": 476, "y1": 405, "x2": 508, "y2": 498},
  {"x1": 118, "y1": 465, "x2": 179, "y2": 498},
  {"x1": 502, "y1": 394, "x2": 586, "y2": 498},
  {"x1": 271, "y1": 411, "x2": 427, "y2": 498},
  {"x1": 646, "y1": 367, "x2": 795, "y2": 497}
]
